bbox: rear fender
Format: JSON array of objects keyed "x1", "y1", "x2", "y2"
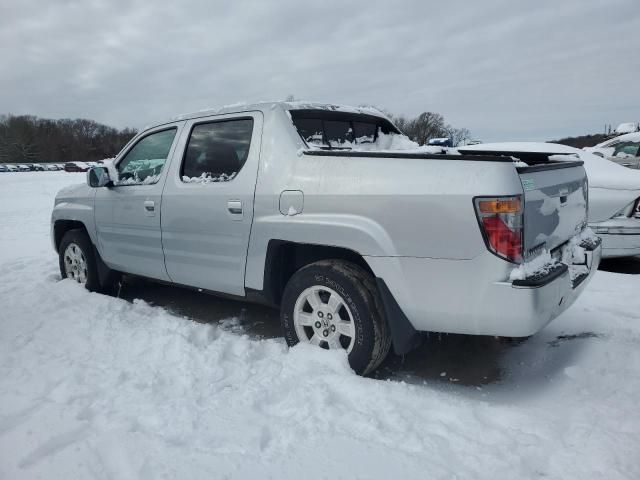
[{"x1": 245, "y1": 214, "x2": 394, "y2": 291}]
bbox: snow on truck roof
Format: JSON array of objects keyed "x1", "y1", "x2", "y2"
[{"x1": 154, "y1": 102, "x2": 389, "y2": 129}]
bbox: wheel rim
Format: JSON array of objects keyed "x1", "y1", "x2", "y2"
[
  {"x1": 293, "y1": 286, "x2": 356, "y2": 353},
  {"x1": 63, "y1": 242, "x2": 88, "y2": 285}
]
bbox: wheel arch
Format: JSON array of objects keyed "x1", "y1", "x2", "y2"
[
  {"x1": 257, "y1": 240, "x2": 374, "y2": 307},
  {"x1": 253, "y1": 240, "x2": 422, "y2": 357},
  {"x1": 53, "y1": 220, "x2": 90, "y2": 253}
]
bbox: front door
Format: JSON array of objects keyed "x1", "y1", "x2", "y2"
[
  {"x1": 95, "y1": 125, "x2": 182, "y2": 280},
  {"x1": 161, "y1": 112, "x2": 262, "y2": 295}
]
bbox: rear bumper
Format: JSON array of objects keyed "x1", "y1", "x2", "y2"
[
  {"x1": 365, "y1": 240, "x2": 601, "y2": 338},
  {"x1": 592, "y1": 219, "x2": 640, "y2": 258}
]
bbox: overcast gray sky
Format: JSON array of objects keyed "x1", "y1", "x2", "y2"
[{"x1": 1, "y1": 0, "x2": 638, "y2": 141}]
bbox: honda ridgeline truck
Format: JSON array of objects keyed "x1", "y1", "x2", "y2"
[{"x1": 51, "y1": 102, "x2": 601, "y2": 375}]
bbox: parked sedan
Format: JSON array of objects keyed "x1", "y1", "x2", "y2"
[
  {"x1": 459, "y1": 142, "x2": 640, "y2": 259},
  {"x1": 0, "y1": 165, "x2": 8, "y2": 172},
  {"x1": 64, "y1": 162, "x2": 90, "y2": 172},
  {"x1": 584, "y1": 132, "x2": 640, "y2": 169},
  {"x1": 16, "y1": 164, "x2": 31, "y2": 172}
]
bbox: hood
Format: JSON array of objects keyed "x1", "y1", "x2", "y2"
[{"x1": 459, "y1": 142, "x2": 640, "y2": 191}]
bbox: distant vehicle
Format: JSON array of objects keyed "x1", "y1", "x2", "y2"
[
  {"x1": 64, "y1": 162, "x2": 90, "y2": 172},
  {"x1": 459, "y1": 142, "x2": 640, "y2": 259},
  {"x1": 428, "y1": 137, "x2": 453, "y2": 147},
  {"x1": 4, "y1": 164, "x2": 18, "y2": 172},
  {"x1": 614, "y1": 122, "x2": 639, "y2": 135},
  {"x1": 460, "y1": 139, "x2": 482, "y2": 146},
  {"x1": 29, "y1": 163, "x2": 46, "y2": 171},
  {"x1": 16, "y1": 164, "x2": 31, "y2": 172},
  {"x1": 52, "y1": 101, "x2": 599, "y2": 375},
  {"x1": 584, "y1": 132, "x2": 640, "y2": 169},
  {"x1": 44, "y1": 164, "x2": 60, "y2": 171},
  {"x1": 0, "y1": 165, "x2": 7, "y2": 172}
]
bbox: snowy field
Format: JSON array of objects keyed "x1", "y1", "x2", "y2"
[{"x1": 1, "y1": 172, "x2": 639, "y2": 479}]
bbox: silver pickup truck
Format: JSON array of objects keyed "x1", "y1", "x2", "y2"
[{"x1": 51, "y1": 102, "x2": 601, "y2": 375}]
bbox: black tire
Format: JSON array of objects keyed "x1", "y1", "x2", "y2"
[
  {"x1": 281, "y1": 260, "x2": 392, "y2": 376},
  {"x1": 58, "y1": 229, "x2": 103, "y2": 292}
]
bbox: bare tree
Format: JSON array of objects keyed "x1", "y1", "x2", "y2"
[{"x1": 388, "y1": 111, "x2": 471, "y2": 147}]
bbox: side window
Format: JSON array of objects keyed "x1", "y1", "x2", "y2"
[
  {"x1": 613, "y1": 142, "x2": 640, "y2": 157},
  {"x1": 181, "y1": 118, "x2": 254, "y2": 183},
  {"x1": 116, "y1": 128, "x2": 177, "y2": 185}
]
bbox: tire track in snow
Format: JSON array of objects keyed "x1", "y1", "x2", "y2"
[{"x1": 18, "y1": 425, "x2": 90, "y2": 469}]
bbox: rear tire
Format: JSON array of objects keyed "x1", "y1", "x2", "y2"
[{"x1": 280, "y1": 260, "x2": 391, "y2": 376}]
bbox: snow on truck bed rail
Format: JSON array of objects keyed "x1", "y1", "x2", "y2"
[{"x1": 1, "y1": 172, "x2": 639, "y2": 479}]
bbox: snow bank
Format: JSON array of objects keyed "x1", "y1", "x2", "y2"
[{"x1": 1, "y1": 172, "x2": 639, "y2": 479}]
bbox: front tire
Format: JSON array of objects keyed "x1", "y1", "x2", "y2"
[
  {"x1": 58, "y1": 229, "x2": 102, "y2": 292},
  {"x1": 280, "y1": 260, "x2": 391, "y2": 376}
]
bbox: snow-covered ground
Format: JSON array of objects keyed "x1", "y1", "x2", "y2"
[{"x1": 1, "y1": 172, "x2": 639, "y2": 479}]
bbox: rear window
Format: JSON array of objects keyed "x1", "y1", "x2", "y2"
[{"x1": 290, "y1": 109, "x2": 399, "y2": 149}]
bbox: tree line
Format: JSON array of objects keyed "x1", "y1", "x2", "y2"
[
  {"x1": 0, "y1": 108, "x2": 472, "y2": 164},
  {"x1": 387, "y1": 111, "x2": 471, "y2": 147},
  {"x1": 0, "y1": 115, "x2": 137, "y2": 164}
]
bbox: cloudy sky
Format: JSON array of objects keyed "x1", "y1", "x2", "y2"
[{"x1": 1, "y1": 0, "x2": 638, "y2": 141}]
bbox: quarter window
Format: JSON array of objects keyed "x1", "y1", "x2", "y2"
[
  {"x1": 116, "y1": 128, "x2": 177, "y2": 185},
  {"x1": 181, "y1": 119, "x2": 254, "y2": 183}
]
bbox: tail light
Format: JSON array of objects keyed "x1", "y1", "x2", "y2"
[{"x1": 474, "y1": 196, "x2": 523, "y2": 263}]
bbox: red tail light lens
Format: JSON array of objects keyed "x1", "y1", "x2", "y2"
[{"x1": 474, "y1": 196, "x2": 523, "y2": 263}]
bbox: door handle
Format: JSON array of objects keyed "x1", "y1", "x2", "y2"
[
  {"x1": 144, "y1": 200, "x2": 155, "y2": 214},
  {"x1": 227, "y1": 200, "x2": 243, "y2": 215}
]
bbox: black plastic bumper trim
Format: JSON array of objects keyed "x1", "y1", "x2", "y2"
[{"x1": 512, "y1": 263, "x2": 569, "y2": 288}]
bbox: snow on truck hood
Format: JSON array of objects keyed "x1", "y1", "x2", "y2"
[{"x1": 459, "y1": 142, "x2": 640, "y2": 191}]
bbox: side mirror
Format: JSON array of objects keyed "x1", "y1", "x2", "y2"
[{"x1": 87, "y1": 166, "x2": 112, "y2": 188}]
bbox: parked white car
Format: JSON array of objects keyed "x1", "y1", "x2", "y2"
[
  {"x1": 614, "y1": 122, "x2": 639, "y2": 135},
  {"x1": 584, "y1": 132, "x2": 640, "y2": 169},
  {"x1": 459, "y1": 142, "x2": 640, "y2": 258}
]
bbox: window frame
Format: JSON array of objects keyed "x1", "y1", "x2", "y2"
[
  {"x1": 113, "y1": 126, "x2": 179, "y2": 187},
  {"x1": 178, "y1": 116, "x2": 255, "y2": 184}
]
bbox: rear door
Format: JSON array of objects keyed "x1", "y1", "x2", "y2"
[
  {"x1": 94, "y1": 125, "x2": 182, "y2": 280},
  {"x1": 161, "y1": 112, "x2": 263, "y2": 295}
]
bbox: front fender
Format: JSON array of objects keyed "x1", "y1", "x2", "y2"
[{"x1": 51, "y1": 191, "x2": 97, "y2": 251}]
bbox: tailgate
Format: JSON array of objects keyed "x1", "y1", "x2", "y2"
[{"x1": 518, "y1": 162, "x2": 588, "y2": 257}]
